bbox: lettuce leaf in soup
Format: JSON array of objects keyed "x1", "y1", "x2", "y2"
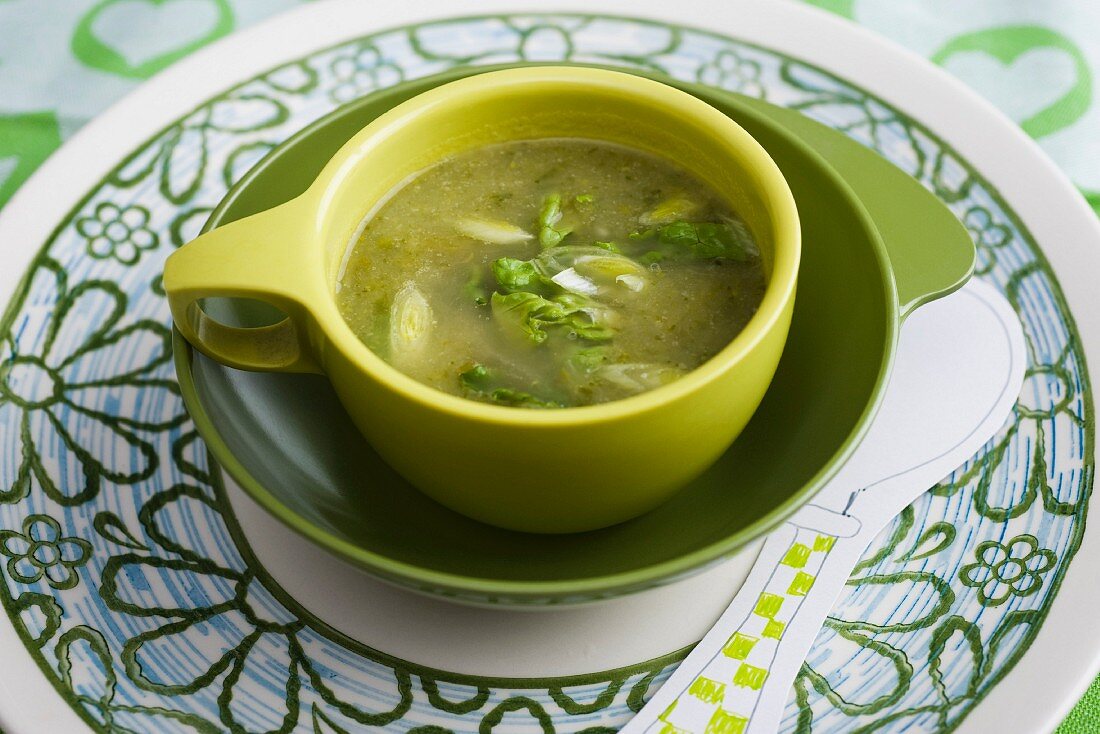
[
  {"x1": 538, "y1": 193, "x2": 573, "y2": 248},
  {"x1": 459, "y1": 362, "x2": 563, "y2": 408},
  {"x1": 630, "y1": 219, "x2": 758, "y2": 262},
  {"x1": 490, "y1": 291, "x2": 617, "y2": 344},
  {"x1": 492, "y1": 257, "x2": 554, "y2": 294}
]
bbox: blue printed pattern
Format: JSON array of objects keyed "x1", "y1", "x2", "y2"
[{"x1": 0, "y1": 15, "x2": 1090, "y2": 734}]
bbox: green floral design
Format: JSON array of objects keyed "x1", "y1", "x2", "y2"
[
  {"x1": 960, "y1": 535, "x2": 1056, "y2": 606},
  {"x1": 963, "y1": 205, "x2": 1013, "y2": 276},
  {"x1": 0, "y1": 259, "x2": 183, "y2": 506},
  {"x1": 0, "y1": 13, "x2": 1090, "y2": 734},
  {"x1": 779, "y1": 60, "x2": 927, "y2": 179},
  {"x1": 407, "y1": 16, "x2": 682, "y2": 71},
  {"x1": 12, "y1": 590, "x2": 63, "y2": 650},
  {"x1": 98, "y1": 484, "x2": 409, "y2": 733},
  {"x1": 75, "y1": 203, "x2": 158, "y2": 265},
  {"x1": 328, "y1": 42, "x2": 403, "y2": 104},
  {"x1": 795, "y1": 541, "x2": 1053, "y2": 731},
  {"x1": 81, "y1": 470, "x2": 668, "y2": 733},
  {"x1": 110, "y1": 89, "x2": 290, "y2": 205},
  {"x1": 697, "y1": 49, "x2": 765, "y2": 98},
  {"x1": 0, "y1": 515, "x2": 90, "y2": 590},
  {"x1": 932, "y1": 272, "x2": 1087, "y2": 523},
  {"x1": 56, "y1": 625, "x2": 223, "y2": 733}
]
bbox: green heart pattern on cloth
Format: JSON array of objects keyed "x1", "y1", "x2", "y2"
[
  {"x1": 804, "y1": 0, "x2": 1100, "y2": 218},
  {"x1": 931, "y1": 25, "x2": 1091, "y2": 140},
  {"x1": 0, "y1": 112, "x2": 61, "y2": 204},
  {"x1": 0, "y1": 0, "x2": 1096, "y2": 216},
  {"x1": 0, "y1": 0, "x2": 1098, "y2": 731},
  {"x1": 72, "y1": 0, "x2": 235, "y2": 79}
]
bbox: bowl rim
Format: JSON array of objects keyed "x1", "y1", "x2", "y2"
[
  {"x1": 282, "y1": 65, "x2": 804, "y2": 428},
  {"x1": 174, "y1": 65, "x2": 897, "y2": 602}
]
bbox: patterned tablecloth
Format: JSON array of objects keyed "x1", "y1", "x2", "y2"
[{"x1": 0, "y1": 1, "x2": 1097, "y2": 731}]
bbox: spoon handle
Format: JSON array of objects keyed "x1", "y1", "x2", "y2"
[{"x1": 623, "y1": 281, "x2": 1025, "y2": 734}]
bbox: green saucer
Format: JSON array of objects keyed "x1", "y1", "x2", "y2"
[{"x1": 174, "y1": 65, "x2": 972, "y2": 605}]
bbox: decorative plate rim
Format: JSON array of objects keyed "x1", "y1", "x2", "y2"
[{"x1": 0, "y1": 2, "x2": 1096, "y2": 733}]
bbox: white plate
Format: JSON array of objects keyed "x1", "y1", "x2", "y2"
[{"x1": 0, "y1": 2, "x2": 1096, "y2": 732}]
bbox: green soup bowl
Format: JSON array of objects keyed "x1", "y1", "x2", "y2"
[
  {"x1": 165, "y1": 66, "x2": 802, "y2": 533},
  {"x1": 170, "y1": 64, "x2": 974, "y2": 604}
]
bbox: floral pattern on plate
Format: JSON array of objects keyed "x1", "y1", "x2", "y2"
[{"x1": 0, "y1": 14, "x2": 1090, "y2": 734}]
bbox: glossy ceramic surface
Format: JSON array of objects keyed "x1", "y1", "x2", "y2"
[
  {"x1": 175, "y1": 64, "x2": 972, "y2": 603},
  {"x1": 165, "y1": 66, "x2": 804, "y2": 533}
]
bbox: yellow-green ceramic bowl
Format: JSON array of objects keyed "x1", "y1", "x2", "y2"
[{"x1": 164, "y1": 67, "x2": 801, "y2": 533}]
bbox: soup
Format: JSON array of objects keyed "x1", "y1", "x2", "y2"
[{"x1": 337, "y1": 138, "x2": 766, "y2": 408}]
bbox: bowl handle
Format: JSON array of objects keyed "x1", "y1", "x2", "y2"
[
  {"x1": 730, "y1": 97, "x2": 975, "y2": 320},
  {"x1": 818, "y1": 139, "x2": 976, "y2": 320},
  {"x1": 163, "y1": 198, "x2": 324, "y2": 374}
]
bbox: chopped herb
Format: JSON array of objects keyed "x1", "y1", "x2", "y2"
[
  {"x1": 486, "y1": 387, "x2": 564, "y2": 409},
  {"x1": 658, "y1": 221, "x2": 757, "y2": 261},
  {"x1": 575, "y1": 194, "x2": 594, "y2": 204},
  {"x1": 538, "y1": 193, "x2": 572, "y2": 248},
  {"x1": 491, "y1": 291, "x2": 616, "y2": 344},
  {"x1": 592, "y1": 240, "x2": 621, "y2": 253},
  {"x1": 492, "y1": 257, "x2": 553, "y2": 294},
  {"x1": 494, "y1": 246, "x2": 647, "y2": 299},
  {"x1": 629, "y1": 220, "x2": 758, "y2": 262},
  {"x1": 459, "y1": 362, "x2": 564, "y2": 408},
  {"x1": 459, "y1": 362, "x2": 492, "y2": 390},
  {"x1": 552, "y1": 293, "x2": 619, "y2": 341},
  {"x1": 490, "y1": 291, "x2": 566, "y2": 344}
]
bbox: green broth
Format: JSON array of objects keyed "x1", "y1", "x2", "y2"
[{"x1": 337, "y1": 138, "x2": 765, "y2": 408}]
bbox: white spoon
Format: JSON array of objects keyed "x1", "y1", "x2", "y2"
[{"x1": 624, "y1": 278, "x2": 1026, "y2": 734}]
